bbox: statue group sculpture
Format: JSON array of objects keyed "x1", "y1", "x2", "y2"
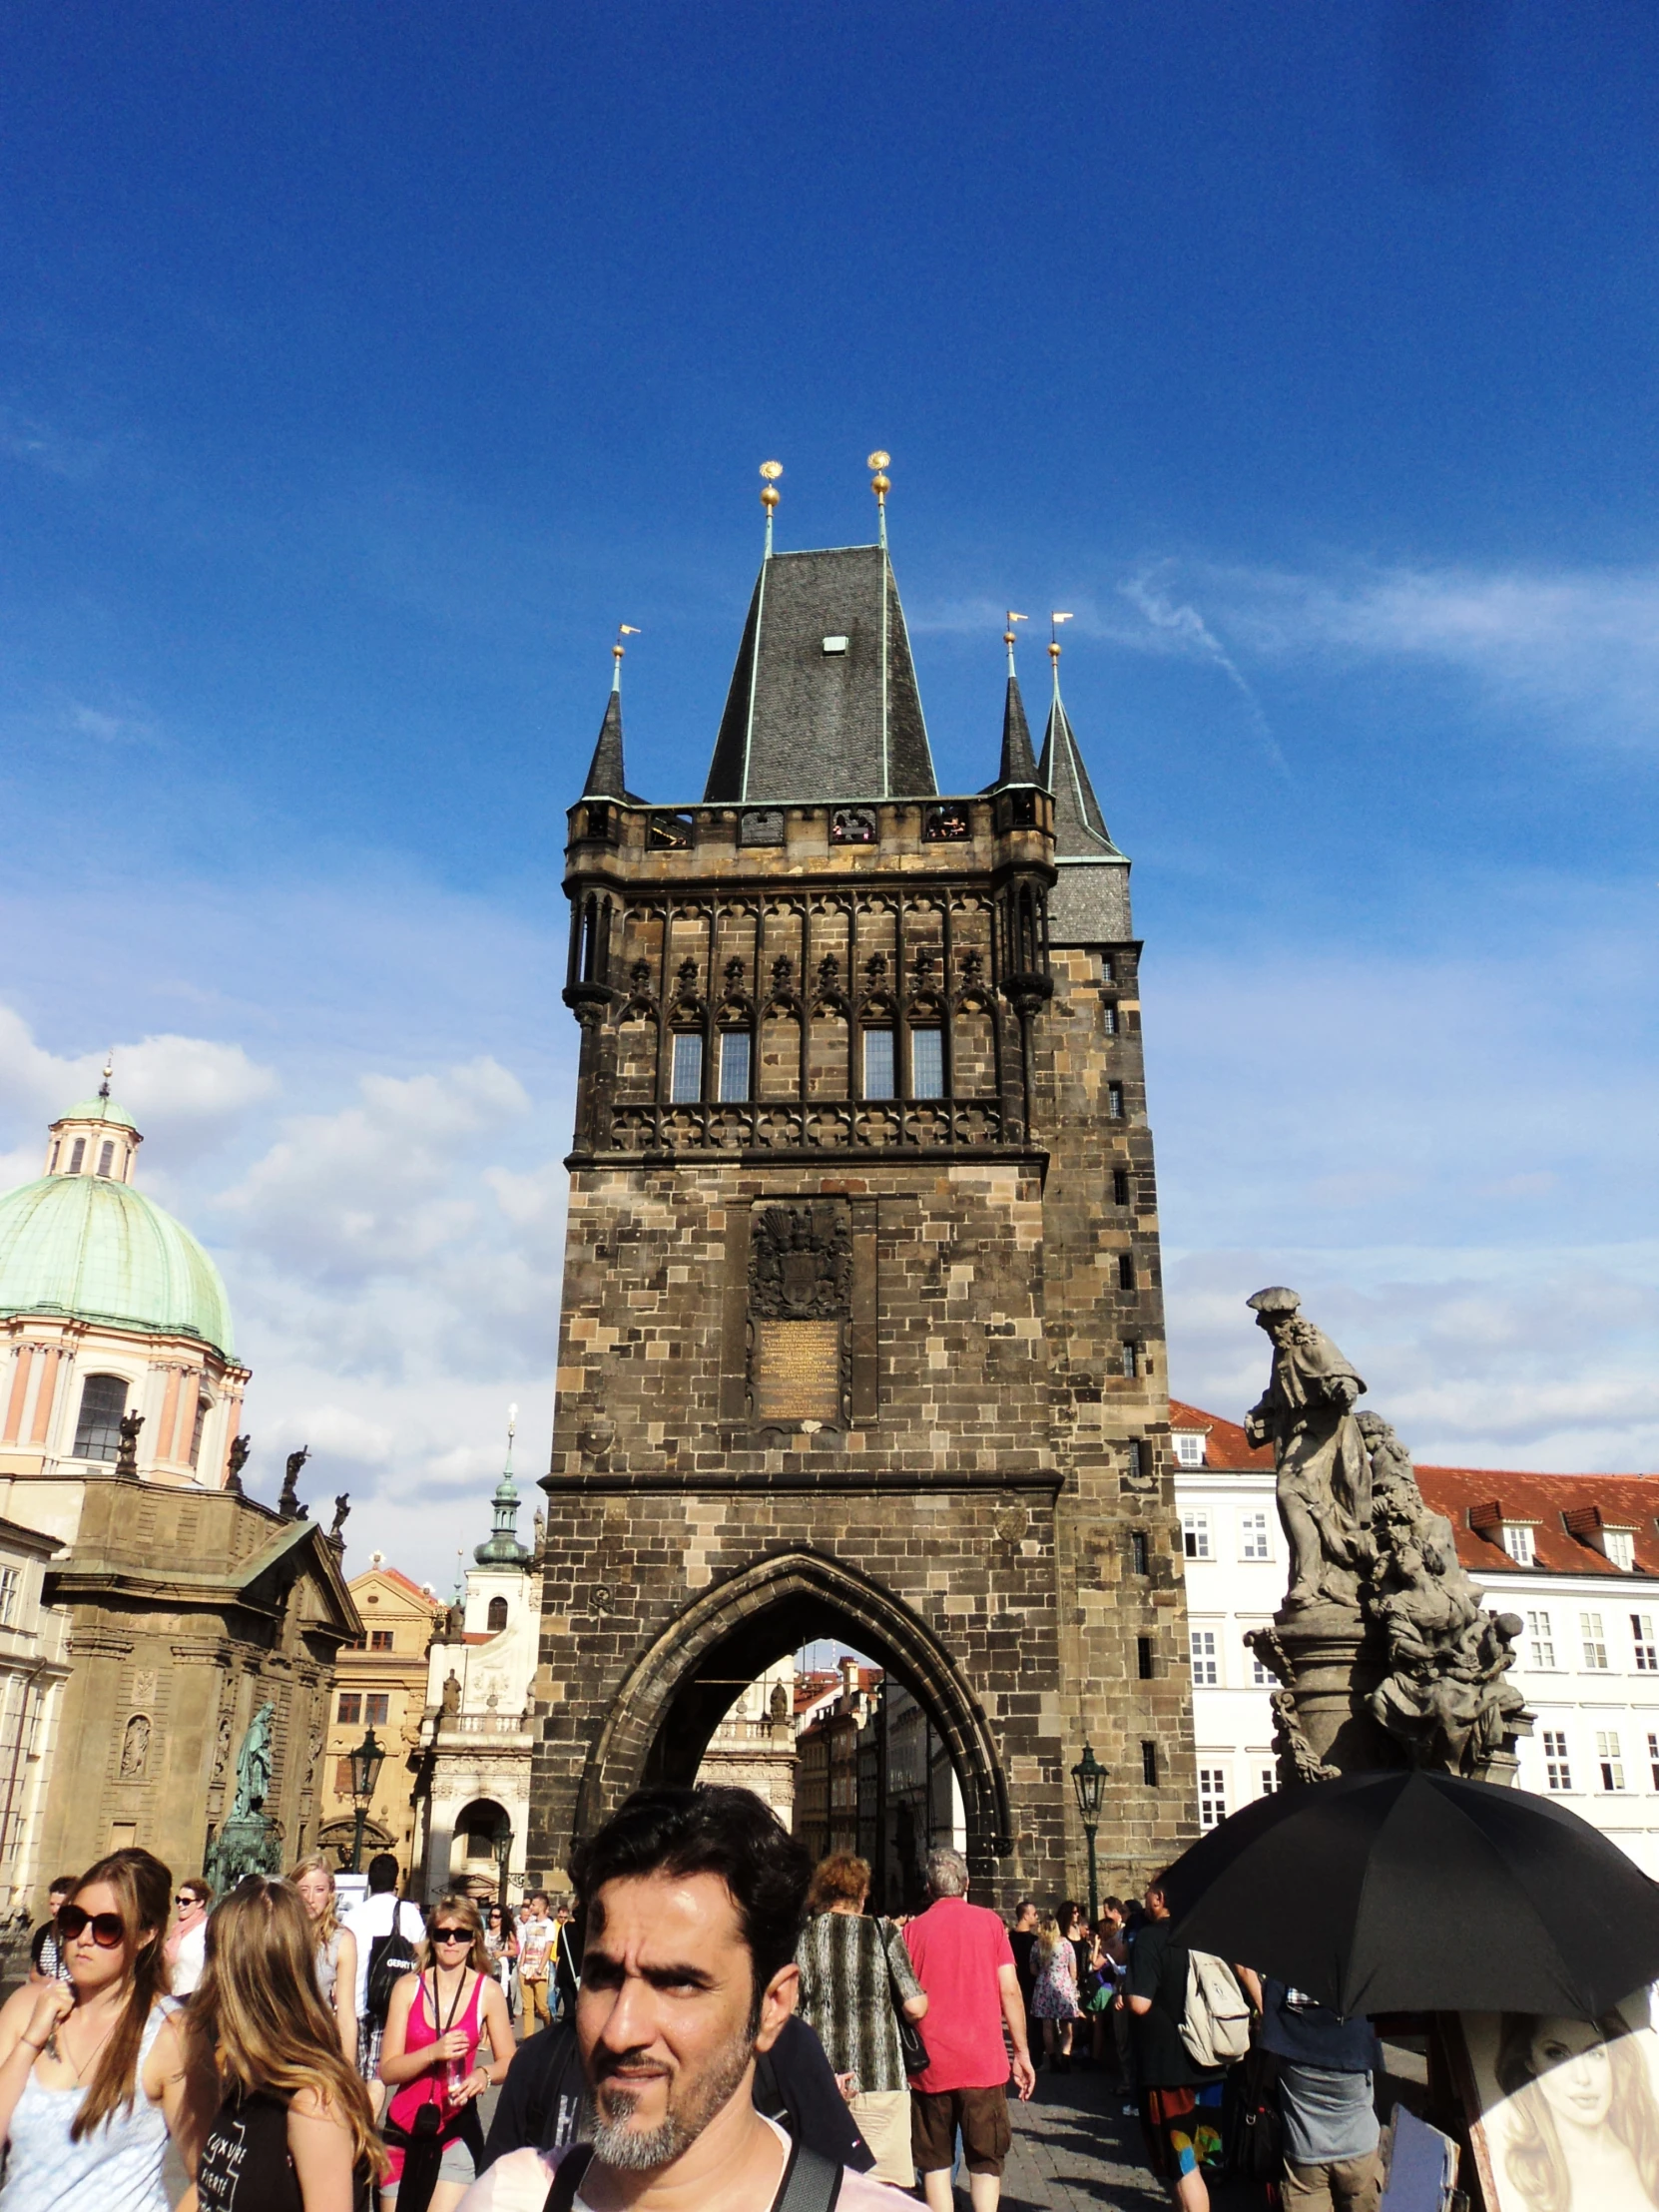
[
  {"x1": 1242, "y1": 1288, "x2": 1531, "y2": 1784},
  {"x1": 206, "y1": 1701, "x2": 282, "y2": 1891}
]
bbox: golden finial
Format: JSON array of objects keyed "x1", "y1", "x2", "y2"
[
  {"x1": 100, "y1": 1052, "x2": 114, "y2": 1101},
  {"x1": 1003, "y1": 611, "x2": 1028, "y2": 675},
  {"x1": 867, "y1": 450, "x2": 890, "y2": 545},
  {"x1": 611, "y1": 624, "x2": 640, "y2": 691},
  {"x1": 760, "y1": 460, "x2": 783, "y2": 555},
  {"x1": 1049, "y1": 610, "x2": 1073, "y2": 670}
]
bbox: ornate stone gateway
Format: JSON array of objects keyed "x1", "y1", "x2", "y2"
[{"x1": 528, "y1": 509, "x2": 1198, "y2": 1905}]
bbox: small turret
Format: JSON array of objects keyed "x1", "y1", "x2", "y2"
[
  {"x1": 581, "y1": 628, "x2": 640, "y2": 801},
  {"x1": 990, "y1": 614, "x2": 1037, "y2": 787},
  {"x1": 474, "y1": 1405, "x2": 534, "y2": 1568}
]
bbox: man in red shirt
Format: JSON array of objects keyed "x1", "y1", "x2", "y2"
[{"x1": 902, "y1": 1848, "x2": 1036, "y2": 2212}]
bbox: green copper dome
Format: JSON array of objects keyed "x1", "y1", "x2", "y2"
[{"x1": 0, "y1": 1173, "x2": 236, "y2": 1358}]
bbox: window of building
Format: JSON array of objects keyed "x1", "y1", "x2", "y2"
[
  {"x1": 0, "y1": 1569, "x2": 18, "y2": 1628},
  {"x1": 68, "y1": 1137, "x2": 86, "y2": 1174},
  {"x1": 1173, "y1": 1431, "x2": 1204, "y2": 1468},
  {"x1": 1542, "y1": 1730, "x2": 1572, "y2": 1792},
  {"x1": 1598, "y1": 1731, "x2": 1625, "y2": 1791},
  {"x1": 368, "y1": 1630, "x2": 393, "y2": 1652},
  {"x1": 1633, "y1": 1615, "x2": 1658, "y2": 1672},
  {"x1": 1249, "y1": 1647, "x2": 1272, "y2": 1687},
  {"x1": 1181, "y1": 1511, "x2": 1211, "y2": 1561},
  {"x1": 1582, "y1": 1613, "x2": 1610, "y2": 1670},
  {"x1": 48, "y1": 1143, "x2": 59, "y2": 1172},
  {"x1": 188, "y1": 1393, "x2": 208, "y2": 1469},
  {"x1": 96, "y1": 1140, "x2": 115, "y2": 1178},
  {"x1": 1117, "y1": 1252, "x2": 1136, "y2": 1293},
  {"x1": 336, "y1": 1693, "x2": 361, "y2": 1726},
  {"x1": 487, "y1": 1596, "x2": 509, "y2": 1632},
  {"x1": 911, "y1": 1028, "x2": 944, "y2": 1099},
  {"x1": 365, "y1": 1693, "x2": 390, "y2": 1727},
  {"x1": 1527, "y1": 1611, "x2": 1556, "y2": 1669},
  {"x1": 1107, "y1": 1083, "x2": 1124, "y2": 1118},
  {"x1": 718, "y1": 1030, "x2": 751, "y2": 1102},
  {"x1": 73, "y1": 1375, "x2": 128, "y2": 1463},
  {"x1": 1113, "y1": 1168, "x2": 1130, "y2": 1206},
  {"x1": 1136, "y1": 1635, "x2": 1154, "y2": 1680},
  {"x1": 1121, "y1": 1341, "x2": 1139, "y2": 1379},
  {"x1": 1607, "y1": 1528, "x2": 1636, "y2": 1571},
  {"x1": 1239, "y1": 1511, "x2": 1271, "y2": 1561},
  {"x1": 1101, "y1": 1001, "x2": 1120, "y2": 1038},
  {"x1": 1259, "y1": 1767, "x2": 1277, "y2": 1798},
  {"x1": 1140, "y1": 1741, "x2": 1158, "y2": 1786},
  {"x1": 1649, "y1": 1734, "x2": 1659, "y2": 1791},
  {"x1": 466, "y1": 1829, "x2": 495, "y2": 1859},
  {"x1": 1198, "y1": 1769, "x2": 1228, "y2": 1831},
  {"x1": 1130, "y1": 1529, "x2": 1150, "y2": 1576},
  {"x1": 1501, "y1": 1524, "x2": 1535, "y2": 1566},
  {"x1": 863, "y1": 1029, "x2": 894, "y2": 1099},
  {"x1": 1102, "y1": 954, "x2": 1116, "y2": 982},
  {"x1": 1189, "y1": 1630, "x2": 1219, "y2": 1687},
  {"x1": 670, "y1": 1033, "x2": 704, "y2": 1103}
]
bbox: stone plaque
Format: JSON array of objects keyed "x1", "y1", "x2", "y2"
[{"x1": 753, "y1": 1320, "x2": 841, "y2": 1423}]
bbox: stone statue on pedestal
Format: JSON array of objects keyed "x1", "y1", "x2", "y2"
[
  {"x1": 1242, "y1": 1289, "x2": 1532, "y2": 1785},
  {"x1": 207, "y1": 1700, "x2": 282, "y2": 1891}
]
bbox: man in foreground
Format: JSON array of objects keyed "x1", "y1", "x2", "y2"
[
  {"x1": 902, "y1": 1847, "x2": 1035, "y2": 2212},
  {"x1": 461, "y1": 1784, "x2": 907, "y2": 2212}
]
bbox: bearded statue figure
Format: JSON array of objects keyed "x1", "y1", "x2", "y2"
[{"x1": 1244, "y1": 1287, "x2": 1374, "y2": 1611}]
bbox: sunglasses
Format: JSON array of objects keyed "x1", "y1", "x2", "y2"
[
  {"x1": 432, "y1": 1927, "x2": 471, "y2": 1943},
  {"x1": 57, "y1": 1905, "x2": 126, "y2": 1947},
  {"x1": 176, "y1": 1895, "x2": 200, "y2": 1909}
]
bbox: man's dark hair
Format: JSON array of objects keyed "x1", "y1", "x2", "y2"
[
  {"x1": 49, "y1": 1875, "x2": 77, "y2": 1895},
  {"x1": 572, "y1": 1786, "x2": 810, "y2": 2009},
  {"x1": 366, "y1": 1852, "x2": 399, "y2": 1894}
]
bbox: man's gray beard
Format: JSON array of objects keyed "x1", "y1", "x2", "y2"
[{"x1": 583, "y1": 2034, "x2": 754, "y2": 2173}]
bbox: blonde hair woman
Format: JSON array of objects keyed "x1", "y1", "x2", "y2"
[
  {"x1": 1496, "y1": 2010, "x2": 1659, "y2": 2211},
  {"x1": 291, "y1": 1855, "x2": 358, "y2": 2060},
  {"x1": 376, "y1": 1894, "x2": 513, "y2": 2212},
  {"x1": 0, "y1": 1847, "x2": 210, "y2": 2212},
  {"x1": 1030, "y1": 1910, "x2": 1080, "y2": 2070}
]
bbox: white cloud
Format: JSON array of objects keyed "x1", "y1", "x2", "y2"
[
  {"x1": 1154, "y1": 558, "x2": 1659, "y2": 747},
  {"x1": 0, "y1": 1006, "x2": 276, "y2": 1135}
]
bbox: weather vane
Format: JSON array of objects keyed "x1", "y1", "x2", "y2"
[
  {"x1": 1049, "y1": 610, "x2": 1074, "y2": 674},
  {"x1": 611, "y1": 624, "x2": 640, "y2": 691},
  {"x1": 760, "y1": 460, "x2": 783, "y2": 555},
  {"x1": 867, "y1": 451, "x2": 890, "y2": 545},
  {"x1": 1004, "y1": 610, "x2": 1028, "y2": 676}
]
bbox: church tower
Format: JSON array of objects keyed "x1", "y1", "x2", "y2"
[{"x1": 530, "y1": 470, "x2": 1196, "y2": 1904}]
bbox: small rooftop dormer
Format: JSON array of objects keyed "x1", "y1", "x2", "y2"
[
  {"x1": 1563, "y1": 1504, "x2": 1639, "y2": 1572},
  {"x1": 45, "y1": 1064, "x2": 142, "y2": 1185},
  {"x1": 1467, "y1": 1500, "x2": 1541, "y2": 1567}
]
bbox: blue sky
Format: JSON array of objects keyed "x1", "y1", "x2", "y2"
[{"x1": 3, "y1": 3, "x2": 1656, "y2": 1583}]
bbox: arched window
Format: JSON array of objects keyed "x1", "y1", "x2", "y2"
[
  {"x1": 97, "y1": 1141, "x2": 115, "y2": 1178},
  {"x1": 189, "y1": 1391, "x2": 210, "y2": 1467},
  {"x1": 68, "y1": 1138, "x2": 85, "y2": 1174},
  {"x1": 486, "y1": 1595, "x2": 509, "y2": 1633},
  {"x1": 74, "y1": 1375, "x2": 128, "y2": 1462}
]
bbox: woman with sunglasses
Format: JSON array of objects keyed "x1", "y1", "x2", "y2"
[
  {"x1": 292, "y1": 1855, "x2": 359, "y2": 2061},
  {"x1": 0, "y1": 1847, "x2": 211, "y2": 2212},
  {"x1": 376, "y1": 1894, "x2": 512, "y2": 2212},
  {"x1": 186, "y1": 1875, "x2": 384, "y2": 2212}
]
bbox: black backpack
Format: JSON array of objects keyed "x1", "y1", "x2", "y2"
[{"x1": 366, "y1": 1900, "x2": 423, "y2": 2025}]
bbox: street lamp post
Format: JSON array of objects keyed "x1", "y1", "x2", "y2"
[
  {"x1": 1070, "y1": 1742, "x2": 1107, "y2": 1926},
  {"x1": 493, "y1": 1815, "x2": 513, "y2": 1914},
  {"x1": 347, "y1": 1727, "x2": 386, "y2": 1875}
]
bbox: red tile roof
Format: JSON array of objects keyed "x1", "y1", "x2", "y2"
[
  {"x1": 1174, "y1": 1398, "x2": 1659, "y2": 1582},
  {"x1": 351, "y1": 1563, "x2": 441, "y2": 1608},
  {"x1": 1168, "y1": 1398, "x2": 1272, "y2": 1470}
]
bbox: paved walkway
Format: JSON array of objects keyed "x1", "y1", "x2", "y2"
[{"x1": 1000, "y1": 2061, "x2": 1168, "y2": 2212}]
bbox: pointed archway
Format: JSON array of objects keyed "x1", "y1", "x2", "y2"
[{"x1": 569, "y1": 1548, "x2": 1013, "y2": 1882}]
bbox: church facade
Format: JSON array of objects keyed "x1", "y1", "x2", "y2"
[{"x1": 529, "y1": 487, "x2": 1198, "y2": 1905}]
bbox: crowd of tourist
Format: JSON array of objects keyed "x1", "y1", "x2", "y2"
[{"x1": 0, "y1": 1796, "x2": 1383, "y2": 2212}]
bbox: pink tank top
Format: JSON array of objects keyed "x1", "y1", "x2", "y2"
[{"x1": 387, "y1": 1968, "x2": 487, "y2": 2135}]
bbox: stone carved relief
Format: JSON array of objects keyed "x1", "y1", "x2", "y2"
[
  {"x1": 748, "y1": 1205, "x2": 851, "y2": 1320},
  {"x1": 120, "y1": 1713, "x2": 151, "y2": 1780}
]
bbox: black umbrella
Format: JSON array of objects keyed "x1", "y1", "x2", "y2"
[{"x1": 1162, "y1": 1768, "x2": 1659, "y2": 2019}]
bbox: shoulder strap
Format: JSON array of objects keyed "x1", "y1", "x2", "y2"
[
  {"x1": 541, "y1": 2143, "x2": 595, "y2": 2212},
  {"x1": 774, "y1": 2142, "x2": 843, "y2": 2212}
]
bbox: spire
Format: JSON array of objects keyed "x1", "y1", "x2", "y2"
[
  {"x1": 581, "y1": 628, "x2": 639, "y2": 800},
  {"x1": 993, "y1": 613, "x2": 1036, "y2": 786},
  {"x1": 1038, "y1": 618, "x2": 1120, "y2": 856},
  {"x1": 474, "y1": 1403, "x2": 533, "y2": 1568}
]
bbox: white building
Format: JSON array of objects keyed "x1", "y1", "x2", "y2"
[
  {"x1": 694, "y1": 1657, "x2": 798, "y2": 1821},
  {"x1": 412, "y1": 1423, "x2": 540, "y2": 1904},
  {"x1": 1171, "y1": 1398, "x2": 1659, "y2": 1875}
]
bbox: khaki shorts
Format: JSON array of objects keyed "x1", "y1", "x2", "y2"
[
  {"x1": 849, "y1": 2088, "x2": 913, "y2": 2188},
  {"x1": 911, "y1": 2084, "x2": 1012, "y2": 2177}
]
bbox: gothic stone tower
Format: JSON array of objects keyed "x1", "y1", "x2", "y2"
[{"x1": 529, "y1": 507, "x2": 1197, "y2": 1906}]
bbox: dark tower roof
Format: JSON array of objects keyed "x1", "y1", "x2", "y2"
[
  {"x1": 1038, "y1": 689, "x2": 1121, "y2": 857},
  {"x1": 994, "y1": 672, "x2": 1037, "y2": 787},
  {"x1": 582, "y1": 687, "x2": 632, "y2": 802},
  {"x1": 703, "y1": 545, "x2": 937, "y2": 804}
]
